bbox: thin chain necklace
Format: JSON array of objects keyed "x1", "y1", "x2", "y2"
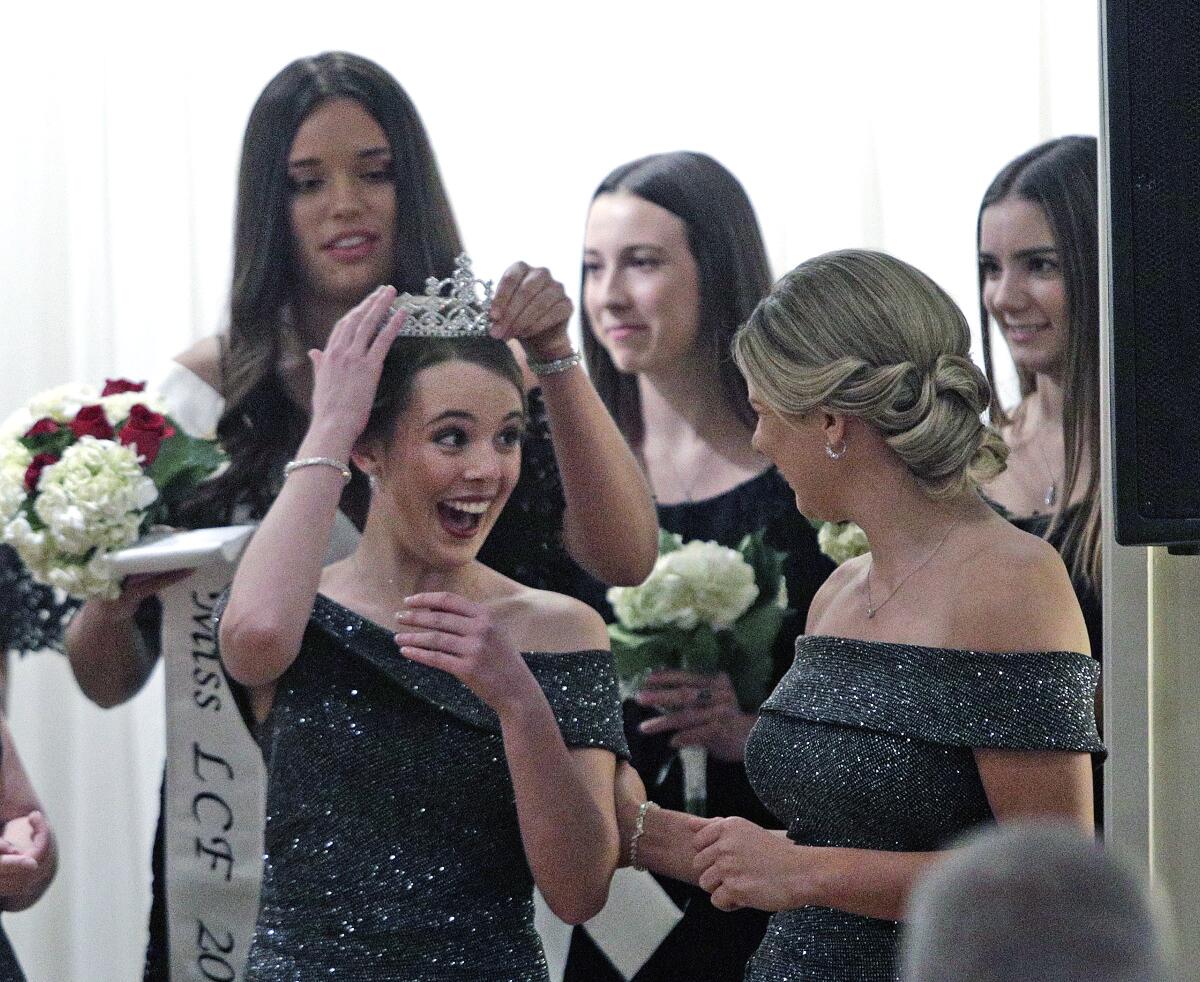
[
  {"x1": 647, "y1": 444, "x2": 702, "y2": 504},
  {"x1": 865, "y1": 519, "x2": 960, "y2": 619},
  {"x1": 1032, "y1": 440, "x2": 1061, "y2": 509}
]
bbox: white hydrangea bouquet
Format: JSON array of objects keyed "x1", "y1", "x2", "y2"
[
  {"x1": 607, "y1": 529, "x2": 792, "y2": 813},
  {"x1": 0, "y1": 379, "x2": 225, "y2": 599},
  {"x1": 816, "y1": 520, "x2": 870, "y2": 565}
]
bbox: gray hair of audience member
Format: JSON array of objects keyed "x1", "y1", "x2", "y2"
[{"x1": 902, "y1": 821, "x2": 1174, "y2": 982}]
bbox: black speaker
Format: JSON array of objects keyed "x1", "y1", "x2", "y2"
[{"x1": 1104, "y1": 0, "x2": 1200, "y2": 547}]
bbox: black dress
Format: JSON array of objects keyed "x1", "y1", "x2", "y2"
[
  {"x1": 220, "y1": 594, "x2": 628, "y2": 981},
  {"x1": 565, "y1": 468, "x2": 835, "y2": 982},
  {"x1": 743, "y1": 635, "x2": 1104, "y2": 981}
]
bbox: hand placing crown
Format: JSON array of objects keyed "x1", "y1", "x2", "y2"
[{"x1": 389, "y1": 254, "x2": 494, "y2": 338}]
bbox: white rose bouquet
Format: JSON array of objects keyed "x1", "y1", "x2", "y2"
[
  {"x1": 816, "y1": 520, "x2": 871, "y2": 565},
  {"x1": 607, "y1": 530, "x2": 793, "y2": 813},
  {"x1": 1, "y1": 378, "x2": 225, "y2": 599}
]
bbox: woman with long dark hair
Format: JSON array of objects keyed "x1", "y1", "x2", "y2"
[
  {"x1": 560, "y1": 152, "x2": 833, "y2": 982},
  {"x1": 975, "y1": 135, "x2": 1104, "y2": 819},
  {"x1": 59, "y1": 52, "x2": 656, "y2": 978}
]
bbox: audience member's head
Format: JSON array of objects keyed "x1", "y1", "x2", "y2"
[{"x1": 903, "y1": 821, "x2": 1174, "y2": 982}]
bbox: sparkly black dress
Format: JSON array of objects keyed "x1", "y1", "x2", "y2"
[
  {"x1": 565, "y1": 468, "x2": 835, "y2": 982},
  {"x1": 223, "y1": 594, "x2": 627, "y2": 981},
  {"x1": 743, "y1": 635, "x2": 1104, "y2": 981}
]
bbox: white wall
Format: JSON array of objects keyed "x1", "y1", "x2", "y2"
[{"x1": 0, "y1": 2, "x2": 1099, "y2": 978}]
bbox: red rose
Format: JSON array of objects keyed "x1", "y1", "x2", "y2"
[
  {"x1": 101, "y1": 378, "x2": 146, "y2": 397},
  {"x1": 24, "y1": 452, "x2": 59, "y2": 492},
  {"x1": 23, "y1": 417, "x2": 60, "y2": 439},
  {"x1": 70, "y1": 405, "x2": 115, "y2": 441},
  {"x1": 118, "y1": 404, "x2": 176, "y2": 464}
]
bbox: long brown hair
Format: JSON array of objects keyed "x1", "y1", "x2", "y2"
[
  {"x1": 977, "y1": 136, "x2": 1101, "y2": 587},
  {"x1": 580, "y1": 152, "x2": 772, "y2": 445},
  {"x1": 183, "y1": 52, "x2": 462, "y2": 526}
]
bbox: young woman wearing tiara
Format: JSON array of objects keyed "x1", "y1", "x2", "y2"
[
  {"x1": 217, "y1": 285, "x2": 627, "y2": 979},
  {"x1": 54, "y1": 52, "x2": 656, "y2": 978},
  {"x1": 614, "y1": 249, "x2": 1102, "y2": 980}
]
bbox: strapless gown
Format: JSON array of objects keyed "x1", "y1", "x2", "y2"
[{"x1": 743, "y1": 635, "x2": 1104, "y2": 981}]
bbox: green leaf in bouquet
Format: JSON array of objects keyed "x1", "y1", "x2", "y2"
[
  {"x1": 147, "y1": 433, "x2": 224, "y2": 502},
  {"x1": 679, "y1": 625, "x2": 721, "y2": 675},
  {"x1": 608, "y1": 625, "x2": 682, "y2": 686},
  {"x1": 737, "y1": 530, "x2": 790, "y2": 611},
  {"x1": 723, "y1": 637, "x2": 775, "y2": 710},
  {"x1": 19, "y1": 427, "x2": 73, "y2": 457},
  {"x1": 731, "y1": 602, "x2": 788, "y2": 660}
]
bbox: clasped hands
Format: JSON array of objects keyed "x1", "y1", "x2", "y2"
[{"x1": 615, "y1": 761, "x2": 814, "y2": 915}]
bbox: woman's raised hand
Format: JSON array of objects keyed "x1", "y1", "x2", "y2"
[
  {"x1": 307, "y1": 285, "x2": 406, "y2": 453},
  {"x1": 394, "y1": 592, "x2": 539, "y2": 716},
  {"x1": 488, "y1": 262, "x2": 574, "y2": 362}
]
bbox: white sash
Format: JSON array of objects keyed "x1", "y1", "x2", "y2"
[{"x1": 161, "y1": 562, "x2": 263, "y2": 982}]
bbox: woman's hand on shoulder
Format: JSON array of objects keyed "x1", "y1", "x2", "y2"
[
  {"x1": 488, "y1": 262, "x2": 574, "y2": 363},
  {"x1": 306, "y1": 285, "x2": 406, "y2": 454},
  {"x1": 395, "y1": 591, "x2": 540, "y2": 715}
]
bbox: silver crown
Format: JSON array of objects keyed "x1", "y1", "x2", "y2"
[{"x1": 390, "y1": 253, "x2": 493, "y2": 337}]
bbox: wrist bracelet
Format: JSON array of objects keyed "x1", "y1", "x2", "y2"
[
  {"x1": 526, "y1": 350, "x2": 583, "y2": 377},
  {"x1": 283, "y1": 457, "x2": 352, "y2": 484},
  {"x1": 629, "y1": 801, "x2": 656, "y2": 871}
]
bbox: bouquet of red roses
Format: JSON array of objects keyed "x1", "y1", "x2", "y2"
[{"x1": 0, "y1": 379, "x2": 224, "y2": 599}]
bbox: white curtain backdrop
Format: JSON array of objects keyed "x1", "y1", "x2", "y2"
[{"x1": 1, "y1": 2, "x2": 1098, "y2": 978}]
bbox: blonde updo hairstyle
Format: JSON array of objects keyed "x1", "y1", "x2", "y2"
[{"x1": 733, "y1": 249, "x2": 1007, "y2": 500}]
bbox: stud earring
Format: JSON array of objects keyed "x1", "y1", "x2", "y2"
[
  {"x1": 825, "y1": 438, "x2": 847, "y2": 460},
  {"x1": 367, "y1": 472, "x2": 380, "y2": 491}
]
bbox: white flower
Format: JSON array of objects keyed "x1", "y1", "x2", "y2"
[
  {"x1": 0, "y1": 437, "x2": 31, "y2": 523},
  {"x1": 25, "y1": 382, "x2": 101, "y2": 424},
  {"x1": 44, "y1": 552, "x2": 120, "y2": 600},
  {"x1": 32, "y1": 436, "x2": 157, "y2": 556},
  {"x1": 817, "y1": 521, "x2": 871, "y2": 565},
  {"x1": 99, "y1": 390, "x2": 168, "y2": 427},
  {"x1": 609, "y1": 539, "x2": 759, "y2": 631}
]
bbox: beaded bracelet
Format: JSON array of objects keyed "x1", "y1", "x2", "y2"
[
  {"x1": 283, "y1": 457, "x2": 352, "y2": 484},
  {"x1": 629, "y1": 801, "x2": 657, "y2": 871},
  {"x1": 526, "y1": 350, "x2": 583, "y2": 377}
]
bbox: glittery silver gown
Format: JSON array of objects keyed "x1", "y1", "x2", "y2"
[
  {"x1": 743, "y1": 636, "x2": 1103, "y2": 981},
  {"x1": 226, "y1": 594, "x2": 628, "y2": 981}
]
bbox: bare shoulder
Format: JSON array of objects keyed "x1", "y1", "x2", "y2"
[
  {"x1": 173, "y1": 335, "x2": 226, "y2": 393},
  {"x1": 950, "y1": 521, "x2": 1089, "y2": 655},
  {"x1": 500, "y1": 586, "x2": 610, "y2": 654},
  {"x1": 806, "y1": 554, "x2": 869, "y2": 634}
]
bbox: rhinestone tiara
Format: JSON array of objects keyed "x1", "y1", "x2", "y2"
[{"x1": 390, "y1": 253, "x2": 493, "y2": 338}]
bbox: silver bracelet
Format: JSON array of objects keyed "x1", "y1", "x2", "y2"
[
  {"x1": 283, "y1": 457, "x2": 352, "y2": 484},
  {"x1": 527, "y1": 350, "x2": 583, "y2": 377},
  {"x1": 629, "y1": 801, "x2": 656, "y2": 871}
]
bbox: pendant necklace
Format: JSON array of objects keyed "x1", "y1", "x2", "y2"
[
  {"x1": 1033, "y1": 442, "x2": 1061, "y2": 509},
  {"x1": 865, "y1": 519, "x2": 960, "y2": 619}
]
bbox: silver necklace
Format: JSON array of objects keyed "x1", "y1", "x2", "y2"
[
  {"x1": 865, "y1": 520, "x2": 960, "y2": 619},
  {"x1": 649, "y1": 445, "x2": 702, "y2": 504},
  {"x1": 1032, "y1": 441, "x2": 1061, "y2": 509}
]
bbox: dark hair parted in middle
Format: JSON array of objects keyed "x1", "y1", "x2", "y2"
[
  {"x1": 580, "y1": 151, "x2": 773, "y2": 444},
  {"x1": 358, "y1": 336, "x2": 524, "y2": 451},
  {"x1": 977, "y1": 136, "x2": 1100, "y2": 585},
  {"x1": 186, "y1": 52, "x2": 463, "y2": 526}
]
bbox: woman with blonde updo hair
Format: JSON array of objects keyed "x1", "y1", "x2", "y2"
[{"x1": 612, "y1": 249, "x2": 1104, "y2": 980}]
